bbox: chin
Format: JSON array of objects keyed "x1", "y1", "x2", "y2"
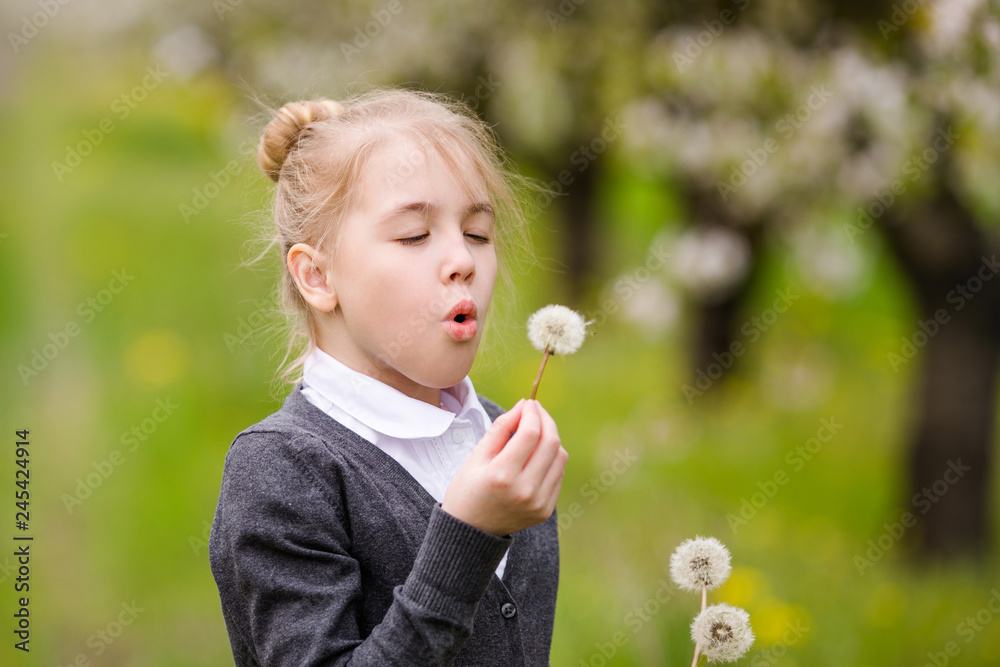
[
  {"x1": 425, "y1": 368, "x2": 472, "y2": 390},
  {"x1": 397, "y1": 339, "x2": 479, "y2": 390},
  {"x1": 417, "y1": 358, "x2": 475, "y2": 389}
]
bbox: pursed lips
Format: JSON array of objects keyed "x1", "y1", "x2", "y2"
[{"x1": 443, "y1": 299, "x2": 478, "y2": 341}]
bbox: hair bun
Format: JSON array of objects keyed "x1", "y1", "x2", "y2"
[{"x1": 257, "y1": 99, "x2": 344, "y2": 182}]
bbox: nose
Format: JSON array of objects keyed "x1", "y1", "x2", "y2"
[{"x1": 440, "y1": 228, "x2": 476, "y2": 284}]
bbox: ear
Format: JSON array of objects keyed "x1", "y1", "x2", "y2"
[{"x1": 287, "y1": 243, "x2": 338, "y2": 313}]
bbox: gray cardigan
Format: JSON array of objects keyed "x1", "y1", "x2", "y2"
[{"x1": 209, "y1": 383, "x2": 559, "y2": 666}]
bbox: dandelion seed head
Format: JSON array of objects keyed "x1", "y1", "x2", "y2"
[
  {"x1": 669, "y1": 536, "x2": 732, "y2": 591},
  {"x1": 527, "y1": 304, "x2": 590, "y2": 355},
  {"x1": 690, "y1": 604, "x2": 754, "y2": 663}
]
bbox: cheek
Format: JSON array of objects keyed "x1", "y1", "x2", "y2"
[
  {"x1": 368, "y1": 262, "x2": 438, "y2": 332},
  {"x1": 341, "y1": 244, "x2": 407, "y2": 293},
  {"x1": 333, "y1": 254, "x2": 403, "y2": 322},
  {"x1": 480, "y1": 252, "x2": 499, "y2": 296}
]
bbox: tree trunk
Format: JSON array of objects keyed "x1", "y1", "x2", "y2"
[
  {"x1": 692, "y1": 276, "x2": 755, "y2": 379},
  {"x1": 879, "y1": 180, "x2": 1000, "y2": 559},
  {"x1": 682, "y1": 184, "x2": 763, "y2": 388},
  {"x1": 906, "y1": 297, "x2": 999, "y2": 558},
  {"x1": 560, "y1": 156, "x2": 599, "y2": 307}
]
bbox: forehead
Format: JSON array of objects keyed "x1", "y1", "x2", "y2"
[{"x1": 359, "y1": 134, "x2": 489, "y2": 206}]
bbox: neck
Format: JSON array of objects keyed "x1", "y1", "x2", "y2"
[
  {"x1": 311, "y1": 340, "x2": 444, "y2": 408},
  {"x1": 412, "y1": 385, "x2": 443, "y2": 408},
  {"x1": 370, "y1": 376, "x2": 442, "y2": 408}
]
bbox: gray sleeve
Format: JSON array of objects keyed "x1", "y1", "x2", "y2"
[{"x1": 209, "y1": 433, "x2": 512, "y2": 666}]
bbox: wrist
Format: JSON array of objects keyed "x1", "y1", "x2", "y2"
[
  {"x1": 439, "y1": 502, "x2": 507, "y2": 538},
  {"x1": 402, "y1": 504, "x2": 512, "y2": 621}
]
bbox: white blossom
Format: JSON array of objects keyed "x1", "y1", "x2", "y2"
[
  {"x1": 620, "y1": 279, "x2": 680, "y2": 337},
  {"x1": 921, "y1": 0, "x2": 986, "y2": 58},
  {"x1": 670, "y1": 227, "x2": 751, "y2": 303}
]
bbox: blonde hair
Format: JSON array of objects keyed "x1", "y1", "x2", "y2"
[{"x1": 244, "y1": 88, "x2": 534, "y2": 399}]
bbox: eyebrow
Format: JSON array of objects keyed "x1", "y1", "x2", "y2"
[{"x1": 378, "y1": 201, "x2": 494, "y2": 225}]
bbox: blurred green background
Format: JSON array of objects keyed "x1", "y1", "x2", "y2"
[{"x1": 3, "y1": 0, "x2": 1000, "y2": 665}]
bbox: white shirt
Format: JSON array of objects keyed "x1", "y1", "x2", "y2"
[{"x1": 300, "y1": 345, "x2": 509, "y2": 580}]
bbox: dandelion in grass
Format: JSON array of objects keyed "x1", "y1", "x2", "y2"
[
  {"x1": 669, "y1": 536, "x2": 732, "y2": 592},
  {"x1": 668, "y1": 536, "x2": 752, "y2": 666},
  {"x1": 690, "y1": 604, "x2": 754, "y2": 663},
  {"x1": 526, "y1": 304, "x2": 590, "y2": 399}
]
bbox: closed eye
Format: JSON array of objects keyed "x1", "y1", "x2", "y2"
[
  {"x1": 398, "y1": 233, "x2": 490, "y2": 245},
  {"x1": 397, "y1": 234, "x2": 429, "y2": 245}
]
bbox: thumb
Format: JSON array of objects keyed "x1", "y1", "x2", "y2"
[{"x1": 476, "y1": 399, "x2": 525, "y2": 459}]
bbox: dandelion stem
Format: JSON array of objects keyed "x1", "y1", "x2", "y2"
[
  {"x1": 530, "y1": 349, "x2": 551, "y2": 400},
  {"x1": 690, "y1": 583, "x2": 708, "y2": 667}
]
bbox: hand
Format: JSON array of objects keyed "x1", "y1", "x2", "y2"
[{"x1": 441, "y1": 399, "x2": 568, "y2": 537}]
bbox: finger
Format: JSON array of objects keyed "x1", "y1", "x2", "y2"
[
  {"x1": 495, "y1": 399, "x2": 541, "y2": 470},
  {"x1": 477, "y1": 399, "x2": 525, "y2": 458},
  {"x1": 539, "y1": 446, "x2": 568, "y2": 505},
  {"x1": 522, "y1": 401, "x2": 561, "y2": 482}
]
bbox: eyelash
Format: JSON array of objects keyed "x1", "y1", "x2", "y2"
[{"x1": 397, "y1": 233, "x2": 491, "y2": 245}]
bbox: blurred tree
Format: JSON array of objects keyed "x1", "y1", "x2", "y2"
[{"x1": 624, "y1": 0, "x2": 1000, "y2": 558}]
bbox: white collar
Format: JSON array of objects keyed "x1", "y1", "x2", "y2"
[{"x1": 301, "y1": 345, "x2": 489, "y2": 439}]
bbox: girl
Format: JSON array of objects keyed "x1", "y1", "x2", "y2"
[{"x1": 209, "y1": 89, "x2": 568, "y2": 666}]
